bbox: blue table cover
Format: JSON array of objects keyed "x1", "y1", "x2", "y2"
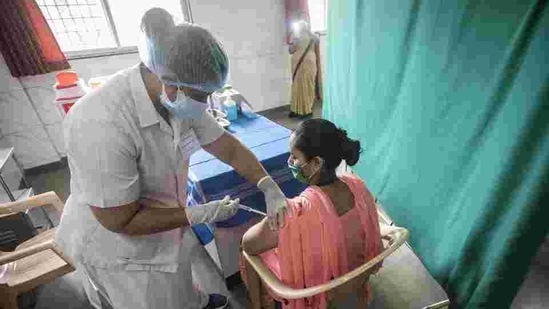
[{"x1": 187, "y1": 115, "x2": 307, "y2": 245}]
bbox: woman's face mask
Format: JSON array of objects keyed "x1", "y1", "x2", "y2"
[
  {"x1": 159, "y1": 84, "x2": 208, "y2": 120},
  {"x1": 288, "y1": 157, "x2": 321, "y2": 184}
]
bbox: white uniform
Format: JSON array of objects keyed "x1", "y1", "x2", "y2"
[{"x1": 55, "y1": 64, "x2": 225, "y2": 309}]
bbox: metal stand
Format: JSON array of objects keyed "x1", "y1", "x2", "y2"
[
  {"x1": 0, "y1": 148, "x2": 55, "y2": 229},
  {"x1": 0, "y1": 174, "x2": 15, "y2": 201},
  {"x1": 14, "y1": 157, "x2": 55, "y2": 229}
]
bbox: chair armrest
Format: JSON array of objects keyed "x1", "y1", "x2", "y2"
[
  {"x1": 243, "y1": 251, "x2": 305, "y2": 298},
  {"x1": 0, "y1": 191, "x2": 64, "y2": 215},
  {"x1": 243, "y1": 227, "x2": 410, "y2": 300},
  {"x1": 16, "y1": 229, "x2": 56, "y2": 250},
  {"x1": 380, "y1": 222, "x2": 400, "y2": 239},
  {"x1": 0, "y1": 236, "x2": 54, "y2": 265}
]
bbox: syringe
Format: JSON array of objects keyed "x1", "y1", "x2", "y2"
[{"x1": 238, "y1": 204, "x2": 267, "y2": 217}]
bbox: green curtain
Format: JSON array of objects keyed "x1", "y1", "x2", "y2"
[{"x1": 324, "y1": 0, "x2": 548, "y2": 308}]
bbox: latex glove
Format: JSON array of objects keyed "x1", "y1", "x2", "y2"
[
  {"x1": 257, "y1": 176, "x2": 287, "y2": 230},
  {"x1": 186, "y1": 196, "x2": 239, "y2": 225}
]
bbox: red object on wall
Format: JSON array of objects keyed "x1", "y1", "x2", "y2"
[
  {"x1": 61, "y1": 103, "x2": 74, "y2": 114},
  {"x1": 0, "y1": 0, "x2": 70, "y2": 77},
  {"x1": 53, "y1": 70, "x2": 85, "y2": 117},
  {"x1": 55, "y1": 71, "x2": 79, "y2": 87}
]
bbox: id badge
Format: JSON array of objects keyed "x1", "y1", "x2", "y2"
[{"x1": 179, "y1": 129, "x2": 201, "y2": 159}]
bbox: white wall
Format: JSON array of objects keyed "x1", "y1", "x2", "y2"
[
  {"x1": 0, "y1": 53, "x2": 140, "y2": 175},
  {"x1": 0, "y1": 0, "x2": 291, "y2": 171},
  {"x1": 0, "y1": 53, "x2": 60, "y2": 184},
  {"x1": 189, "y1": 0, "x2": 292, "y2": 112}
]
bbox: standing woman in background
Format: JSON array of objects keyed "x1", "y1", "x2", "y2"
[{"x1": 289, "y1": 21, "x2": 323, "y2": 119}]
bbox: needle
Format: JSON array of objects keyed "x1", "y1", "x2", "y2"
[{"x1": 238, "y1": 204, "x2": 267, "y2": 216}]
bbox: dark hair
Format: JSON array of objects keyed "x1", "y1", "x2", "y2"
[{"x1": 293, "y1": 119, "x2": 362, "y2": 171}]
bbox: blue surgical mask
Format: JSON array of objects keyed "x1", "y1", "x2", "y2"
[{"x1": 159, "y1": 85, "x2": 208, "y2": 120}]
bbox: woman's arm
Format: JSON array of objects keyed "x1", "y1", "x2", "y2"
[
  {"x1": 288, "y1": 35, "x2": 298, "y2": 54},
  {"x1": 242, "y1": 217, "x2": 279, "y2": 255},
  {"x1": 289, "y1": 43, "x2": 297, "y2": 54}
]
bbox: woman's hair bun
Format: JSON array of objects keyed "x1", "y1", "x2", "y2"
[
  {"x1": 337, "y1": 128, "x2": 361, "y2": 166},
  {"x1": 293, "y1": 119, "x2": 362, "y2": 171}
]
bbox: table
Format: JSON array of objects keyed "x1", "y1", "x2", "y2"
[{"x1": 187, "y1": 115, "x2": 307, "y2": 277}]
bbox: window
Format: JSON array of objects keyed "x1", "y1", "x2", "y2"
[
  {"x1": 308, "y1": 0, "x2": 327, "y2": 33},
  {"x1": 37, "y1": 0, "x2": 186, "y2": 58}
]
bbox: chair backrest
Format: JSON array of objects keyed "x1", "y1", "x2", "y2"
[
  {"x1": 0, "y1": 191, "x2": 74, "y2": 309},
  {"x1": 0, "y1": 191, "x2": 70, "y2": 266},
  {"x1": 0, "y1": 212, "x2": 37, "y2": 251},
  {"x1": 243, "y1": 225, "x2": 409, "y2": 302},
  {"x1": 0, "y1": 193, "x2": 109, "y2": 308},
  {"x1": 0, "y1": 191, "x2": 64, "y2": 217}
]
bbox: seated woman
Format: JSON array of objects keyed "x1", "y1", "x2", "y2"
[{"x1": 240, "y1": 119, "x2": 382, "y2": 309}]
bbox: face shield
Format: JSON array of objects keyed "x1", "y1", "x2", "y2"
[{"x1": 138, "y1": 9, "x2": 229, "y2": 93}]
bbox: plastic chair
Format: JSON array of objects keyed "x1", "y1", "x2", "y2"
[
  {"x1": 242, "y1": 223, "x2": 409, "y2": 308},
  {"x1": 0, "y1": 192, "x2": 74, "y2": 309}
]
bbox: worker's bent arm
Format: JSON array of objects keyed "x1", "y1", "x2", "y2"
[
  {"x1": 203, "y1": 132, "x2": 268, "y2": 185},
  {"x1": 90, "y1": 201, "x2": 190, "y2": 236}
]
